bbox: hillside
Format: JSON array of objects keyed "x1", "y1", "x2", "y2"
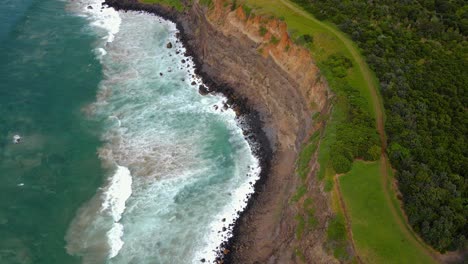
[{"x1": 292, "y1": 0, "x2": 467, "y2": 253}]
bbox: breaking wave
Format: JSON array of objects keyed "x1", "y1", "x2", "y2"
[{"x1": 65, "y1": 2, "x2": 261, "y2": 263}]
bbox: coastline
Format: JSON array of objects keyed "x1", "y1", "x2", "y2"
[
  {"x1": 103, "y1": 0, "x2": 273, "y2": 262},
  {"x1": 104, "y1": 1, "x2": 334, "y2": 263}
]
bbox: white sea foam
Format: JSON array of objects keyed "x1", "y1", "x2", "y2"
[
  {"x1": 107, "y1": 222, "x2": 125, "y2": 259},
  {"x1": 101, "y1": 165, "x2": 132, "y2": 259},
  {"x1": 79, "y1": 0, "x2": 121, "y2": 43},
  {"x1": 67, "y1": 7, "x2": 262, "y2": 264},
  {"x1": 101, "y1": 165, "x2": 132, "y2": 222}
]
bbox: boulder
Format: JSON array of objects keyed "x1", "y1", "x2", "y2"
[{"x1": 199, "y1": 85, "x2": 209, "y2": 95}]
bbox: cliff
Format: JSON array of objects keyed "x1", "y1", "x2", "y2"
[{"x1": 105, "y1": 0, "x2": 336, "y2": 263}]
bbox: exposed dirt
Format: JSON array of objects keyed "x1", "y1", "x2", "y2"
[
  {"x1": 190, "y1": 2, "x2": 337, "y2": 263},
  {"x1": 104, "y1": 0, "x2": 338, "y2": 263}
]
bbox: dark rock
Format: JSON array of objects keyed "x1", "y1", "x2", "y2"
[
  {"x1": 191, "y1": 81, "x2": 196, "y2": 86},
  {"x1": 159, "y1": 72, "x2": 163, "y2": 76},
  {"x1": 199, "y1": 85, "x2": 209, "y2": 95},
  {"x1": 166, "y1": 42, "x2": 173, "y2": 48},
  {"x1": 181, "y1": 59, "x2": 186, "y2": 63},
  {"x1": 200, "y1": 259, "x2": 206, "y2": 263},
  {"x1": 100, "y1": 2, "x2": 274, "y2": 264},
  {"x1": 222, "y1": 218, "x2": 226, "y2": 222},
  {"x1": 87, "y1": 5, "x2": 93, "y2": 9}
]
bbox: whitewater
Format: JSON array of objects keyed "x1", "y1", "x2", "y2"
[{"x1": 65, "y1": 1, "x2": 261, "y2": 263}]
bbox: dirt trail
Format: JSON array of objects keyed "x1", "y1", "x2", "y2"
[{"x1": 279, "y1": 0, "x2": 440, "y2": 262}]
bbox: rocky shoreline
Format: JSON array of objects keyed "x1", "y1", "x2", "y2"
[
  {"x1": 104, "y1": 0, "x2": 334, "y2": 263},
  {"x1": 104, "y1": 0, "x2": 273, "y2": 262}
]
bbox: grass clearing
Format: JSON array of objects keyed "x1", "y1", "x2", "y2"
[
  {"x1": 340, "y1": 161, "x2": 436, "y2": 264},
  {"x1": 139, "y1": 0, "x2": 184, "y2": 11}
]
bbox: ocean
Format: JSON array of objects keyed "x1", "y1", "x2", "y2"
[{"x1": 0, "y1": 1, "x2": 260, "y2": 263}]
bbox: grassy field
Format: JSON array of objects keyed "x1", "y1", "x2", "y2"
[{"x1": 340, "y1": 161, "x2": 436, "y2": 264}]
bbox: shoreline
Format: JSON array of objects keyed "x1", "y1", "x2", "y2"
[{"x1": 103, "y1": 0, "x2": 274, "y2": 262}]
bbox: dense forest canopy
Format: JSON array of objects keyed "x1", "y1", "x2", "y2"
[{"x1": 292, "y1": 0, "x2": 468, "y2": 252}]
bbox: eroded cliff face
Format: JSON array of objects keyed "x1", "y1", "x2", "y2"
[
  {"x1": 179, "y1": 2, "x2": 335, "y2": 263},
  {"x1": 104, "y1": 0, "x2": 335, "y2": 262},
  {"x1": 194, "y1": 1, "x2": 330, "y2": 151}
]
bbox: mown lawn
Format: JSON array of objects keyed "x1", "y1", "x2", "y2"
[{"x1": 340, "y1": 161, "x2": 436, "y2": 264}]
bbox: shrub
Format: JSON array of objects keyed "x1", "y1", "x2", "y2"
[
  {"x1": 242, "y1": 5, "x2": 252, "y2": 17},
  {"x1": 331, "y1": 154, "x2": 352, "y2": 174},
  {"x1": 231, "y1": 0, "x2": 237, "y2": 11},
  {"x1": 270, "y1": 35, "x2": 280, "y2": 45},
  {"x1": 366, "y1": 144, "x2": 381, "y2": 161}
]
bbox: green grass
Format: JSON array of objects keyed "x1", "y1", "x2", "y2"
[
  {"x1": 295, "y1": 214, "x2": 306, "y2": 239},
  {"x1": 291, "y1": 184, "x2": 307, "y2": 202},
  {"x1": 296, "y1": 131, "x2": 320, "y2": 179},
  {"x1": 199, "y1": 0, "x2": 213, "y2": 7},
  {"x1": 294, "y1": 247, "x2": 306, "y2": 263},
  {"x1": 140, "y1": 0, "x2": 184, "y2": 11},
  {"x1": 326, "y1": 214, "x2": 349, "y2": 260},
  {"x1": 303, "y1": 197, "x2": 318, "y2": 229},
  {"x1": 339, "y1": 161, "x2": 436, "y2": 264}
]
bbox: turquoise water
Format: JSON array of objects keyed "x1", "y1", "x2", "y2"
[
  {"x1": 0, "y1": 0, "x2": 103, "y2": 263},
  {"x1": 1, "y1": 1, "x2": 259, "y2": 263}
]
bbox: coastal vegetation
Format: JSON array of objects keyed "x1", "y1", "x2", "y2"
[
  {"x1": 237, "y1": 0, "x2": 439, "y2": 262},
  {"x1": 291, "y1": 0, "x2": 467, "y2": 252}
]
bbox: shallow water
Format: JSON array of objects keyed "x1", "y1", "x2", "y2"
[{"x1": 1, "y1": 0, "x2": 260, "y2": 263}]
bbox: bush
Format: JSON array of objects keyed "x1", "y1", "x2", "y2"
[
  {"x1": 296, "y1": 34, "x2": 314, "y2": 48},
  {"x1": 259, "y1": 26, "x2": 267, "y2": 36},
  {"x1": 366, "y1": 144, "x2": 381, "y2": 161},
  {"x1": 270, "y1": 35, "x2": 280, "y2": 45},
  {"x1": 231, "y1": 0, "x2": 237, "y2": 11},
  {"x1": 242, "y1": 5, "x2": 252, "y2": 17},
  {"x1": 332, "y1": 154, "x2": 352, "y2": 174}
]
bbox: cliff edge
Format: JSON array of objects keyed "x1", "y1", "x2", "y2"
[{"x1": 105, "y1": 0, "x2": 336, "y2": 263}]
